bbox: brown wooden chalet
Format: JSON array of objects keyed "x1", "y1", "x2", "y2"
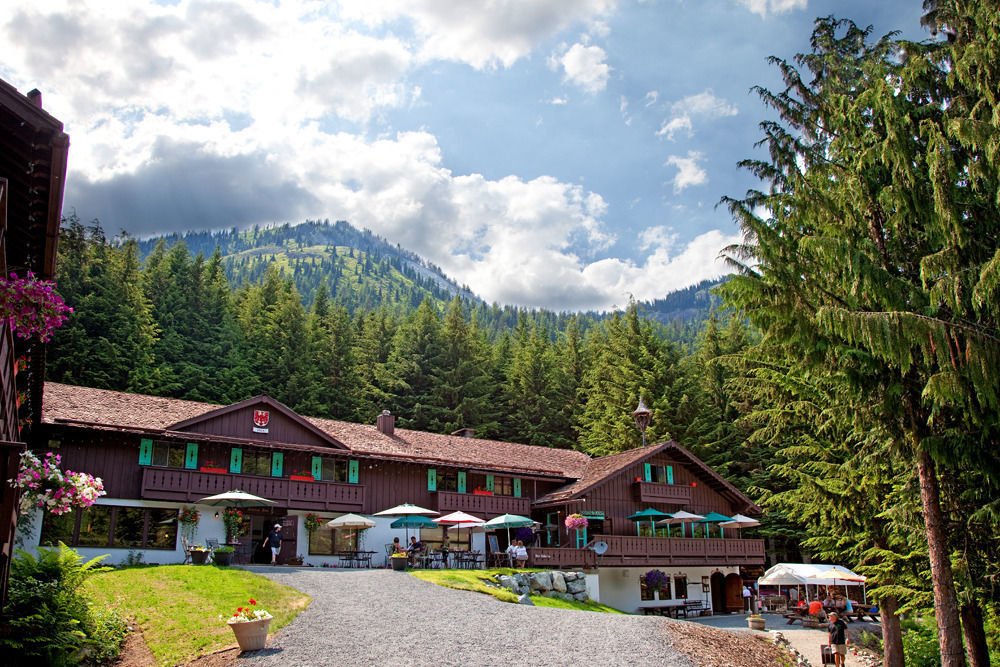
[
  {"x1": 0, "y1": 81, "x2": 69, "y2": 609},
  {"x1": 39, "y1": 382, "x2": 763, "y2": 586}
]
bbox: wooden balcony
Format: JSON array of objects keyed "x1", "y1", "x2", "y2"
[
  {"x1": 140, "y1": 467, "x2": 365, "y2": 511},
  {"x1": 632, "y1": 481, "x2": 693, "y2": 504},
  {"x1": 591, "y1": 534, "x2": 764, "y2": 566},
  {"x1": 528, "y1": 547, "x2": 597, "y2": 569},
  {"x1": 434, "y1": 491, "x2": 530, "y2": 517}
]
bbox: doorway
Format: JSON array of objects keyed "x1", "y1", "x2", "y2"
[
  {"x1": 250, "y1": 514, "x2": 294, "y2": 564},
  {"x1": 711, "y1": 572, "x2": 726, "y2": 613}
]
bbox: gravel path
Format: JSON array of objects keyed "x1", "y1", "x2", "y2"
[{"x1": 237, "y1": 567, "x2": 695, "y2": 667}]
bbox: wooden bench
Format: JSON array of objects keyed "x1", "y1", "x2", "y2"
[
  {"x1": 680, "y1": 600, "x2": 706, "y2": 617},
  {"x1": 640, "y1": 604, "x2": 683, "y2": 618}
]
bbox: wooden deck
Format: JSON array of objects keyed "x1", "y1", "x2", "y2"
[
  {"x1": 140, "y1": 467, "x2": 365, "y2": 511},
  {"x1": 434, "y1": 490, "x2": 530, "y2": 516},
  {"x1": 525, "y1": 534, "x2": 764, "y2": 569},
  {"x1": 632, "y1": 480, "x2": 693, "y2": 504}
]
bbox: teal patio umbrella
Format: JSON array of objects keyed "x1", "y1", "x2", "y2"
[
  {"x1": 390, "y1": 515, "x2": 438, "y2": 543},
  {"x1": 697, "y1": 512, "x2": 734, "y2": 538},
  {"x1": 627, "y1": 508, "x2": 671, "y2": 536},
  {"x1": 482, "y1": 513, "x2": 537, "y2": 548}
]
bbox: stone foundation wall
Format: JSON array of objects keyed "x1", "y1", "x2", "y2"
[{"x1": 495, "y1": 570, "x2": 589, "y2": 602}]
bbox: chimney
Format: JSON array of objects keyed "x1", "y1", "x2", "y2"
[
  {"x1": 450, "y1": 427, "x2": 476, "y2": 438},
  {"x1": 376, "y1": 410, "x2": 394, "y2": 436},
  {"x1": 27, "y1": 89, "x2": 42, "y2": 108}
]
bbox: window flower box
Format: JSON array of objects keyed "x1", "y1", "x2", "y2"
[
  {"x1": 200, "y1": 467, "x2": 227, "y2": 474},
  {"x1": 472, "y1": 488, "x2": 493, "y2": 496},
  {"x1": 289, "y1": 475, "x2": 314, "y2": 482}
]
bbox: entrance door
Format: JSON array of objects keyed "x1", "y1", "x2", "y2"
[
  {"x1": 278, "y1": 514, "x2": 297, "y2": 564},
  {"x1": 711, "y1": 572, "x2": 726, "y2": 613},
  {"x1": 725, "y1": 573, "x2": 743, "y2": 612}
]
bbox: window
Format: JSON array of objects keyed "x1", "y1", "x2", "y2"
[
  {"x1": 493, "y1": 477, "x2": 513, "y2": 496},
  {"x1": 437, "y1": 472, "x2": 458, "y2": 492},
  {"x1": 40, "y1": 506, "x2": 178, "y2": 550},
  {"x1": 650, "y1": 465, "x2": 673, "y2": 484},
  {"x1": 151, "y1": 441, "x2": 187, "y2": 468},
  {"x1": 674, "y1": 575, "x2": 688, "y2": 599},
  {"x1": 308, "y1": 527, "x2": 363, "y2": 555},
  {"x1": 640, "y1": 572, "x2": 671, "y2": 601},
  {"x1": 319, "y1": 459, "x2": 347, "y2": 482},
  {"x1": 242, "y1": 451, "x2": 272, "y2": 477}
]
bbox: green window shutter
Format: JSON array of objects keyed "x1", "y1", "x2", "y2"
[
  {"x1": 138, "y1": 438, "x2": 153, "y2": 466},
  {"x1": 271, "y1": 452, "x2": 283, "y2": 477},
  {"x1": 666, "y1": 465, "x2": 674, "y2": 484},
  {"x1": 185, "y1": 443, "x2": 199, "y2": 469},
  {"x1": 348, "y1": 459, "x2": 359, "y2": 483},
  {"x1": 311, "y1": 456, "x2": 323, "y2": 480},
  {"x1": 230, "y1": 447, "x2": 242, "y2": 474},
  {"x1": 485, "y1": 475, "x2": 494, "y2": 492},
  {"x1": 513, "y1": 478, "x2": 521, "y2": 498},
  {"x1": 643, "y1": 463, "x2": 652, "y2": 482},
  {"x1": 457, "y1": 471, "x2": 467, "y2": 494},
  {"x1": 427, "y1": 468, "x2": 437, "y2": 491}
]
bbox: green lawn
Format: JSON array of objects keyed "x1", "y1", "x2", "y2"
[
  {"x1": 83, "y1": 565, "x2": 310, "y2": 666},
  {"x1": 410, "y1": 568, "x2": 623, "y2": 613}
]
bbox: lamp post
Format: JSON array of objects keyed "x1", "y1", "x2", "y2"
[{"x1": 632, "y1": 397, "x2": 652, "y2": 447}]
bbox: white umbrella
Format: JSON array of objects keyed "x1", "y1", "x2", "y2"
[
  {"x1": 719, "y1": 513, "x2": 761, "y2": 538},
  {"x1": 656, "y1": 510, "x2": 705, "y2": 538},
  {"x1": 195, "y1": 490, "x2": 276, "y2": 507},
  {"x1": 326, "y1": 513, "x2": 376, "y2": 551},
  {"x1": 433, "y1": 511, "x2": 485, "y2": 528},
  {"x1": 374, "y1": 503, "x2": 439, "y2": 517}
]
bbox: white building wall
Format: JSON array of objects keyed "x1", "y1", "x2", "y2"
[{"x1": 597, "y1": 565, "x2": 739, "y2": 614}]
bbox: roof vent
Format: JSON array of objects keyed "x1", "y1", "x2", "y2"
[
  {"x1": 376, "y1": 410, "x2": 394, "y2": 436},
  {"x1": 450, "y1": 427, "x2": 476, "y2": 438}
]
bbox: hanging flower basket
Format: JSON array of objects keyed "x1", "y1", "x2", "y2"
[
  {"x1": 564, "y1": 513, "x2": 589, "y2": 531},
  {"x1": 0, "y1": 272, "x2": 71, "y2": 342},
  {"x1": 12, "y1": 451, "x2": 105, "y2": 515}
]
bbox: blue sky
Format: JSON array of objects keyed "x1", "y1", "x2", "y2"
[{"x1": 2, "y1": 0, "x2": 925, "y2": 310}]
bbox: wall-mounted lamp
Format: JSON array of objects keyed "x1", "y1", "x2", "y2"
[{"x1": 214, "y1": 512, "x2": 220, "y2": 519}]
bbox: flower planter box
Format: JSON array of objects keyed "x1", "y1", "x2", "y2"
[
  {"x1": 289, "y1": 475, "x2": 314, "y2": 481},
  {"x1": 747, "y1": 617, "x2": 766, "y2": 631},
  {"x1": 229, "y1": 617, "x2": 271, "y2": 652},
  {"x1": 472, "y1": 490, "x2": 493, "y2": 496},
  {"x1": 191, "y1": 550, "x2": 209, "y2": 565},
  {"x1": 213, "y1": 550, "x2": 233, "y2": 566},
  {"x1": 391, "y1": 557, "x2": 407, "y2": 571},
  {"x1": 200, "y1": 467, "x2": 227, "y2": 474}
]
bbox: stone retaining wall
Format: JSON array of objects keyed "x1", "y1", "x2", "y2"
[{"x1": 494, "y1": 570, "x2": 589, "y2": 602}]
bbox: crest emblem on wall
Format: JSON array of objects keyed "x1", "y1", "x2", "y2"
[{"x1": 253, "y1": 410, "x2": 270, "y2": 428}]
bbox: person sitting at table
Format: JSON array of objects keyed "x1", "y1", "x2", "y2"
[
  {"x1": 392, "y1": 537, "x2": 404, "y2": 553},
  {"x1": 514, "y1": 540, "x2": 528, "y2": 568},
  {"x1": 407, "y1": 536, "x2": 423, "y2": 566},
  {"x1": 809, "y1": 599, "x2": 827, "y2": 620},
  {"x1": 505, "y1": 540, "x2": 518, "y2": 566}
]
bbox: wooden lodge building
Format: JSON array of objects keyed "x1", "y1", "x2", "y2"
[{"x1": 28, "y1": 382, "x2": 765, "y2": 613}]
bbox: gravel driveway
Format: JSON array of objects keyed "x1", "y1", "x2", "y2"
[{"x1": 237, "y1": 567, "x2": 695, "y2": 667}]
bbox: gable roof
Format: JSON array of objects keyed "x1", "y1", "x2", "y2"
[
  {"x1": 41, "y1": 383, "x2": 591, "y2": 478},
  {"x1": 535, "y1": 440, "x2": 760, "y2": 514},
  {"x1": 168, "y1": 394, "x2": 349, "y2": 450}
]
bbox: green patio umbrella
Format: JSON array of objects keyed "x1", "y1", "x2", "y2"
[
  {"x1": 626, "y1": 508, "x2": 671, "y2": 536},
  {"x1": 390, "y1": 515, "x2": 438, "y2": 543},
  {"x1": 697, "y1": 512, "x2": 734, "y2": 538},
  {"x1": 482, "y1": 513, "x2": 537, "y2": 549}
]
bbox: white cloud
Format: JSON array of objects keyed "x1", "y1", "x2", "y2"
[
  {"x1": 338, "y1": 0, "x2": 616, "y2": 69},
  {"x1": 644, "y1": 91, "x2": 658, "y2": 107},
  {"x1": 550, "y1": 97, "x2": 568, "y2": 105},
  {"x1": 736, "y1": 0, "x2": 808, "y2": 18},
  {"x1": 665, "y1": 152, "x2": 708, "y2": 192},
  {"x1": 555, "y1": 42, "x2": 611, "y2": 93},
  {"x1": 657, "y1": 89, "x2": 737, "y2": 140},
  {"x1": 619, "y1": 95, "x2": 631, "y2": 125}
]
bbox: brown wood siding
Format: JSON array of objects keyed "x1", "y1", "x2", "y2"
[{"x1": 175, "y1": 405, "x2": 337, "y2": 448}]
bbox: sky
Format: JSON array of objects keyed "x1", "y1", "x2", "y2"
[{"x1": 2, "y1": 0, "x2": 926, "y2": 311}]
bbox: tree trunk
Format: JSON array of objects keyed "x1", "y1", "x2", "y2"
[
  {"x1": 879, "y1": 596, "x2": 905, "y2": 667},
  {"x1": 915, "y1": 446, "x2": 966, "y2": 667},
  {"x1": 961, "y1": 601, "x2": 990, "y2": 667}
]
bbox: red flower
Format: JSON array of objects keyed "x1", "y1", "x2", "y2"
[
  {"x1": 237, "y1": 607, "x2": 243, "y2": 612},
  {"x1": 249, "y1": 598, "x2": 257, "y2": 605}
]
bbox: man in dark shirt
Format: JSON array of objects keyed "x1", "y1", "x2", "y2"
[
  {"x1": 407, "y1": 536, "x2": 423, "y2": 566},
  {"x1": 827, "y1": 612, "x2": 849, "y2": 666},
  {"x1": 262, "y1": 524, "x2": 282, "y2": 564}
]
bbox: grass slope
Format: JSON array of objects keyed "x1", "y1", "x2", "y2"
[
  {"x1": 83, "y1": 565, "x2": 309, "y2": 666},
  {"x1": 410, "y1": 568, "x2": 623, "y2": 614}
]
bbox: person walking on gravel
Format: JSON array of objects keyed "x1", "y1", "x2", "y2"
[
  {"x1": 828, "y1": 612, "x2": 849, "y2": 666},
  {"x1": 263, "y1": 524, "x2": 282, "y2": 564}
]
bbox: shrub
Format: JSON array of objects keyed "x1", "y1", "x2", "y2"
[
  {"x1": 901, "y1": 615, "x2": 941, "y2": 667},
  {"x1": 0, "y1": 542, "x2": 126, "y2": 665}
]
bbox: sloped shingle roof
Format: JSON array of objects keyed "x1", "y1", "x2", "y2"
[{"x1": 42, "y1": 383, "x2": 591, "y2": 478}]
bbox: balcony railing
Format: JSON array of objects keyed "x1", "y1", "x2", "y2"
[
  {"x1": 434, "y1": 491, "x2": 530, "y2": 517},
  {"x1": 141, "y1": 467, "x2": 365, "y2": 511},
  {"x1": 632, "y1": 481, "x2": 693, "y2": 504},
  {"x1": 528, "y1": 547, "x2": 597, "y2": 569},
  {"x1": 591, "y1": 533, "x2": 764, "y2": 566}
]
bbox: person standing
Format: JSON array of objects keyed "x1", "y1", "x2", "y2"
[
  {"x1": 514, "y1": 540, "x2": 528, "y2": 568},
  {"x1": 262, "y1": 524, "x2": 282, "y2": 565},
  {"x1": 828, "y1": 612, "x2": 849, "y2": 667},
  {"x1": 743, "y1": 584, "x2": 752, "y2": 612},
  {"x1": 440, "y1": 535, "x2": 451, "y2": 568}
]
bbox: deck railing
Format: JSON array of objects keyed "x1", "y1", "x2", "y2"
[
  {"x1": 434, "y1": 491, "x2": 530, "y2": 516},
  {"x1": 527, "y1": 546, "x2": 597, "y2": 569},
  {"x1": 141, "y1": 467, "x2": 365, "y2": 510},
  {"x1": 632, "y1": 481, "x2": 693, "y2": 504},
  {"x1": 593, "y1": 533, "x2": 764, "y2": 565}
]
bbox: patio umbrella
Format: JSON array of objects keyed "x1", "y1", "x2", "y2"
[
  {"x1": 806, "y1": 565, "x2": 867, "y2": 603},
  {"x1": 718, "y1": 513, "x2": 760, "y2": 538},
  {"x1": 389, "y1": 515, "x2": 438, "y2": 543},
  {"x1": 482, "y1": 513, "x2": 537, "y2": 548},
  {"x1": 195, "y1": 490, "x2": 276, "y2": 507},
  {"x1": 433, "y1": 511, "x2": 485, "y2": 550},
  {"x1": 656, "y1": 510, "x2": 705, "y2": 538},
  {"x1": 697, "y1": 512, "x2": 734, "y2": 539},
  {"x1": 326, "y1": 513, "x2": 376, "y2": 550},
  {"x1": 374, "y1": 503, "x2": 439, "y2": 517},
  {"x1": 626, "y1": 508, "x2": 671, "y2": 536}
]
